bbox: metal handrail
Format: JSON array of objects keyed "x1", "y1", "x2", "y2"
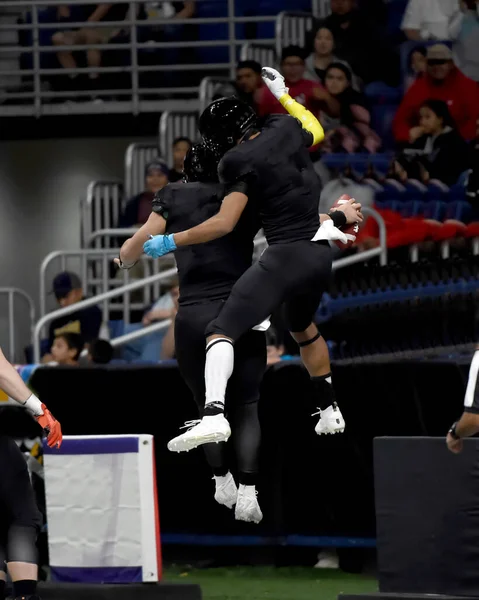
[
  {"x1": 109, "y1": 317, "x2": 172, "y2": 348},
  {"x1": 2, "y1": 0, "x2": 277, "y2": 117},
  {"x1": 0, "y1": 288, "x2": 36, "y2": 362},
  {"x1": 33, "y1": 266, "x2": 177, "y2": 363}
]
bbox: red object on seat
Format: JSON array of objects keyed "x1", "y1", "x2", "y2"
[{"x1": 464, "y1": 222, "x2": 479, "y2": 238}]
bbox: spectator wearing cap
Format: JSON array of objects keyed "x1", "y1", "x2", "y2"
[
  {"x1": 393, "y1": 43, "x2": 479, "y2": 144},
  {"x1": 118, "y1": 159, "x2": 169, "y2": 228},
  {"x1": 41, "y1": 272, "x2": 102, "y2": 363},
  {"x1": 257, "y1": 46, "x2": 340, "y2": 122},
  {"x1": 169, "y1": 137, "x2": 192, "y2": 183}
]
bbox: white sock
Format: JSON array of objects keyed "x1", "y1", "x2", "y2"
[
  {"x1": 204, "y1": 338, "x2": 234, "y2": 409},
  {"x1": 239, "y1": 484, "x2": 256, "y2": 496}
]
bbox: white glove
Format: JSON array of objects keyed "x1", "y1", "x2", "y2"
[
  {"x1": 261, "y1": 67, "x2": 289, "y2": 100},
  {"x1": 311, "y1": 219, "x2": 353, "y2": 245}
]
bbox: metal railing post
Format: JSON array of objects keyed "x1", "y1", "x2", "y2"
[
  {"x1": 31, "y1": 3, "x2": 41, "y2": 117},
  {"x1": 227, "y1": 0, "x2": 236, "y2": 80},
  {"x1": 129, "y1": 0, "x2": 139, "y2": 115},
  {"x1": 8, "y1": 290, "x2": 15, "y2": 362}
]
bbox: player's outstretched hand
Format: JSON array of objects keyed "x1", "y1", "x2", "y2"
[
  {"x1": 143, "y1": 234, "x2": 177, "y2": 258},
  {"x1": 36, "y1": 404, "x2": 63, "y2": 449},
  {"x1": 332, "y1": 198, "x2": 363, "y2": 225},
  {"x1": 261, "y1": 67, "x2": 289, "y2": 100}
]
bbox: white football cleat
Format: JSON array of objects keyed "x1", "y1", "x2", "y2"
[
  {"x1": 167, "y1": 414, "x2": 231, "y2": 453},
  {"x1": 235, "y1": 485, "x2": 263, "y2": 524},
  {"x1": 313, "y1": 402, "x2": 345, "y2": 435},
  {"x1": 214, "y1": 472, "x2": 238, "y2": 509}
]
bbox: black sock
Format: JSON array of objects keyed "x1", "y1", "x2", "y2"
[
  {"x1": 239, "y1": 472, "x2": 257, "y2": 486},
  {"x1": 0, "y1": 579, "x2": 5, "y2": 599},
  {"x1": 12, "y1": 579, "x2": 37, "y2": 598},
  {"x1": 204, "y1": 401, "x2": 225, "y2": 416},
  {"x1": 311, "y1": 373, "x2": 336, "y2": 411},
  {"x1": 212, "y1": 467, "x2": 229, "y2": 477}
]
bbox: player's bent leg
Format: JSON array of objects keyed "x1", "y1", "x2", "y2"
[
  {"x1": 292, "y1": 326, "x2": 345, "y2": 435},
  {"x1": 170, "y1": 256, "x2": 283, "y2": 454},
  {"x1": 0, "y1": 436, "x2": 42, "y2": 599}
]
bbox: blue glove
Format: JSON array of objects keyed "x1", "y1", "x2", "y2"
[{"x1": 143, "y1": 234, "x2": 177, "y2": 258}]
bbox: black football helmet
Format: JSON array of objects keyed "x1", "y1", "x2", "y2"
[
  {"x1": 183, "y1": 143, "x2": 221, "y2": 183},
  {"x1": 199, "y1": 96, "x2": 258, "y2": 152}
]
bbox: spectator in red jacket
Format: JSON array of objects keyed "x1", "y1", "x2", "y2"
[
  {"x1": 393, "y1": 44, "x2": 479, "y2": 144},
  {"x1": 257, "y1": 46, "x2": 340, "y2": 120}
]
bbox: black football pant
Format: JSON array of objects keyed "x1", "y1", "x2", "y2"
[
  {"x1": 0, "y1": 436, "x2": 42, "y2": 572},
  {"x1": 206, "y1": 240, "x2": 332, "y2": 340},
  {"x1": 175, "y1": 300, "x2": 266, "y2": 484}
]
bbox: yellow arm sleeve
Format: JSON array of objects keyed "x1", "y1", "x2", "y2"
[{"x1": 279, "y1": 93, "x2": 325, "y2": 146}]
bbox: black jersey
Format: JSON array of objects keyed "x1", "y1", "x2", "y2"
[
  {"x1": 218, "y1": 115, "x2": 321, "y2": 245},
  {"x1": 152, "y1": 182, "x2": 259, "y2": 305}
]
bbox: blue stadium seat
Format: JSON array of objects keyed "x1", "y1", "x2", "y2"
[
  {"x1": 364, "y1": 82, "x2": 402, "y2": 103},
  {"x1": 423, "y1": 201, "x2": 447, "y2": 221},
  {"x1": 399, "y1": 200, "x2": 424, "y2": 217},
  {"x1": 425, "y1": 180, "x2": 449, "y2": 201},
  {"x1": 382, "y1": 179, "x2": 406, "y2": 200},
  {"x1": 403, "y1": 179, "x2": 427, "y2": 200},
  {"x1": 196, "y1": 2, "x2": 245, "y2": 64},
  {"x1": 386, "y1": 0, "x2": 408, "y2": 36},
  {"x1": 370, "y1": 104, "x2": 398, "y2": 150},
  {"x1": 445, "y1": 201, "x2": 473, "y2": 224},
  {"x1": 449, "y1": 182, "x2": 467, "y2": 201}
]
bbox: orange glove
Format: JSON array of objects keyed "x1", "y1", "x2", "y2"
[{"x1": 36, "y1": 403, "x2": 63, "y2": 449}]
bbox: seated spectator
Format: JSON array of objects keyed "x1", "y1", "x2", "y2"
[
  {"x1": 393, "y1": 44, "x2": 479, "y2": 144},
  {"x1": 169, "y1": 137, "x2": 192, "y2": 182},
  {"x1": 51, "y1": 3, "x2": 128, "y2": 89},
  {"x1": 235, "y1": 60, "x2": 266, "y2": 111},
  {"x1": 323, "y1": 0, "x2": 399, "y2": 86},
  {"x1": 42, "y1": 272, "x2": 102, "y2": 363},
  {"x1": 401, "y1": 0, "x2": 459, "y2": 41},
  {"x1": 50, "y1": 333, "x2": 84, "y2": 366},
  {"x1": 405, "y1": 45, "x2": 427, "y2": 89},
  {"x1": 87, "y1": 338, "x2": 114, "y2": 364},
  {"x1": 394, "y1": 99, "x2": 471, "y2": 186},
  {"x1": 305, "y1": 24, "x2": 360, "y2": 90},
  {"x1": 160, "y1": 283, "x2": 179, "y2": 360},
  {"x1": 139, "y1": 1, "x2": 195, "y2": 41},
  {"x1": 321, "y1": 63, "x2": 382, "y2": 153},
  {"x1": 118, "y1": 159, "x2": 169, "y2": 228},
  {"x1": 258, "y1": 46, "x2": 340, "y2": 121},
  {"x1": 449, "y1": 0, "x2": 479, "y2": 82}
]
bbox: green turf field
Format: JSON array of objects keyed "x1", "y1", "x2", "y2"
[{"x1": 164, "y1": 566, "x2": 378, "y2": 600}]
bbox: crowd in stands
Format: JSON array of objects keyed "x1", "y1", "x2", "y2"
[{"x1": 21, "y1": 0, "x2": 479, "y2": 366}]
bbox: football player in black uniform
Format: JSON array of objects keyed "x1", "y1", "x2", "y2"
[
  {"x1": 0, "y1": 347, "x2": 62, "y2": 600},
  {"x1": 143, "y1": 67, "x2": 362, "y2": 453},
  {"x1": 116, "y1": 143, "x2": 266, "y2": 523}
]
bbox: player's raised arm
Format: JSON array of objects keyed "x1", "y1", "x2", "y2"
[
  {"x1": 0, "y1": 347, "x2": 62, "y2": 448},
  {"x1": 262, "y1": 66, "x2": 325, "y2": 146}
]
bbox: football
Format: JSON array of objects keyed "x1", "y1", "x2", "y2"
[{"x1": 331, "y1": 194, "x2": 360, "y2": 249}]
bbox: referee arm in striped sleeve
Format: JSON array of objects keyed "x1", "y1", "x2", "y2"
[{"x1": 446, "y1": 349, "x2": 479, "y2": 454}]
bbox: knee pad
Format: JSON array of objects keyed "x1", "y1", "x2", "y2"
[{"x1": 7, "y1": 525, "x2": 38, "y2": 564}]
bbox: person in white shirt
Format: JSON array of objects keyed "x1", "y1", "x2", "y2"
[{"x1": 401, "y1": 0, "x2": 460, "y2": 40}]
